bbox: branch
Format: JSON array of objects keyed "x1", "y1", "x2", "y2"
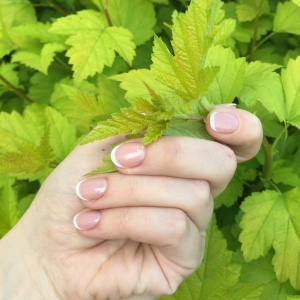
[{"x1": 0, "y1": 75, "x2": 33, "y2": 103}]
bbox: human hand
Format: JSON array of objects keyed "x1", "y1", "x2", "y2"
[{"x1": 0, "y1": 106, "x2": 262, "y2": 300}]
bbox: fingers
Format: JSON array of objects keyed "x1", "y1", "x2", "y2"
[
  {"x1": 110, "y1": 137, "x2": 237, "y2": 196},
  {"x1": 206, "y1": 105, "x2": 263, "y2": 162},
  {"x1": 73, "y1": 206, "x2": 204, "y2": 268},
  {"x1": 75, "y1": 174, "x2": 214, "y2": 230}
]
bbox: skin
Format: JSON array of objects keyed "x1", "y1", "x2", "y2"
[{"x1": 0, "y1": 106, "x2": 262, "y2": 300}]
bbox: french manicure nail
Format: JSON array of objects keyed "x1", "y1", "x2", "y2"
[
  {"x1": 73, "y1": 211, "x2": 100, "y2": 231},
  {"x1": 111, "y1": 143, "x2": 145, "y2": 168},
  {"x1": 210, "y1": 112, "x2": 239, "y2": 133},
  {"x1": 76, "y1": 178, "x2": 107, "y2": 201}
]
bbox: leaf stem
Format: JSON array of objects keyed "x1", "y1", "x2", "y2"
[
  {"x1": 54, "y1": 56, "x2": 71, "y2": 71},
  {"x1": 271, "y1": 124, "x2": 289, "y2": 155},
  {"x1": 262, "y1": 135, "x2": 272, "y2": 180},
  {"x1": 0, "y1": 75, "x2": 33, "y2": 103},
  {"x1": 99, "y1": 0, "x2": 113, "y2": 27},
  {"x1": 249, "y1": 0, "x2": 265, "y2": 61},
  {"x1": 254, "y1": 31, "x2": 276, "y2": 52},
  {"x1": 48, "y1": 0, "x2": 67, "y2": 15}
]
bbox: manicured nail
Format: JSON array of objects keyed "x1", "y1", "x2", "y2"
[
  {"x1": 76, "y1": 178, "x2": 107, "y2": 201},
  {"x1": 111, "y1": 143, "x2": 145, "y2": 168},
  {"x1": 73, "y1": 211, "x2": 100, "y2": 230},
  {"x1": 210, "y1": 112, "x2": 239, "y2": 133}
]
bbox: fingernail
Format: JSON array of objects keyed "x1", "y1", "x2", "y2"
[
  {"x1": 73, "y1": 211, "x2": 100, "y2": 230},
  {"x1": 111, "y1": 143, "x2": 145, "y2": 168},
  {"x1": 76, "y1": 178, "x2": 107, "y2": 201},
  {"x1": 210, "y1": 112, "x2": 239, "y2": 133}
]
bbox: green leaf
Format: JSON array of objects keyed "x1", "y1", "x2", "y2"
[
  {"x1": 86, "y1": 154, "x2": 117, "y2": 176},
  {"x1": 151, "y1": 0, "x2": 169, "y2": 4},
  {"x1": 236, "y1": 0, "x2": 270, "y2": 23},
  {"x1": 0, "y1": 0, "x2": 36, "y2": 29},
  {"x1": 281, "y1": 56, "x2": 300, "y2": 128},
  {"x1": 18, "y1": 194, "x2": 34, "y2": 218},
  {"x1": 0, "y1": 0, "x2": 36, "y2": 58},
  {"x1": 61, "y1": 84, "x2": 100, "y2": 118},
  {"x1": 151, "y1": 0, "x2": 228, "y2": 102},
  {"x1": 239, "y1": 188, "x2": 300, "y2": 289},
  {"x1": 0, "y1": 63, "x2": 20, "y2": 95},
  {"x1": 113, "y1": 69, "x2": 184, "y2": 111},
  {"x1": 233, "y1": 251, "x2": 299, "y2": 300},
  {"x1": 45, "y1": 107, "x2": 77, "y2": 161},
  {"x1": 49, "y1": 10, "x2": 106, "y2": 35},
  {"x1": 274, "y1": 2, "x2": 300, "y2": 35},
  {"x1": 214, "y1": 175, "x2": 243, "y2": 209},
  {"x1": 271, "y1": 161, "x2": 300, "y2": 187},
  {"x1": 10, "y1": 22, "x2": 65, "y2": 44},
  {"x1": 97, "y1": 76, "x2": 129, "y2": 115},
  {"x1": 0, "y1": 131, "x2": 54, "y2": 180},
  {"x1": 159, "y1": 216, "x2": 262, "y2": 300},
  {"x1": 204, "y1": 45, "x2": 246, "y2": 104},
  {"x1": 28, "y1": 69, "x2": 66, "y2": 104},
  {"x1": 50, "y1": 77, "x2": 98, "y2": 133},
  {"x1": 107, "y1": 0, "x2": 156, "y2": 45},
  {"x1": 50, "y1": 9, "x2": 136, "y2": 84},
  {"x1": 0, "y1": 110, "x2": 43, "y2": 152},
  {"x1": 66, "y1": 26, "x2": 135, "y2": 84},
  {"x1": 238, "y1": 61, "x2": 285, "y2": 121},
  {"x1": 11, "y1": 43, "x2": 66, "y2": 74},
  {"x1": 164, "y1": 118, "x2": 212, "y2": 140},
  {"x1": 0, "y1": 176, "x2": 19, "y2": 237},
  {"x1": 82, "y1": 106, "x2": 169, "y2": 145}
]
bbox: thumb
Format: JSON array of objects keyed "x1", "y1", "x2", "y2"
[{"x1": 206, "y1": 105, "x2": 263, "y2": 163}]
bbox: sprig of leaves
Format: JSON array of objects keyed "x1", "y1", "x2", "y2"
[{"x1": 1, "y1": 0, "x2": 300, "y2": 298}]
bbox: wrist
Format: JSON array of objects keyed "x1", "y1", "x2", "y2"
[{"x1": 0, "y1": 215, "x2": 61, "y2": 300}]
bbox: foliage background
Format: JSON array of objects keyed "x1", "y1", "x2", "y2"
[{"x1": 0, "y1": 0, "x2": 300, "y2": 299}]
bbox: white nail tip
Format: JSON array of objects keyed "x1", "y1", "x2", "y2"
[
  {"x1": 210, "y1": 112, "x2": 218, "y2": 132},
  {"x1": 110, "y1": 145, "x2": 125, "y2": 168},
  {"x1": 73, "y1": 214, "x2": 84, "y2": 231},
  {"x1": 75, "y1": 180, "x2": 89, "y2": 201},
  {"x1": 226, "y1": 103, "x2": 237, "y2": 107}
]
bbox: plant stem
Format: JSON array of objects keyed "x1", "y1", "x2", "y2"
[
  {"x1": 262, "y1": 135, "x2": 272, "y2": 180},
  {"x1": 48, "y1": 0, "x2": 67, "y2": 15},
  {"x1": 0, "y1": 75, "x2": 33, "y2": 103},
  {"x1": 271, "y1": 124, "x2": 289, "y2": 155},
  {"x1": 99, "y1": 0, "x2": 113, "y2": 27},
  {"x1": 254, "y1": 31, "x2": 276, "y2": 52},
  {"x1": 249, "y1": 0, "x2": 265, "y2": 61},
  {"x1": 54, "y1": 56, "x2": 71, "y2": 71}
]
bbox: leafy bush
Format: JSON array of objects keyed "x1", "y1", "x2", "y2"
[{"x1": 0, "y1": 0, "x2": 300, "y2": 299}]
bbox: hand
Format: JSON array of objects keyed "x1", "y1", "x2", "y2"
[{"x1": 0, "y1": 106, "x2": 262, "y2": 300}]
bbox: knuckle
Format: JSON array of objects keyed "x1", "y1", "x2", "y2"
[
  {"x1": 190, "y1": 180, "x2": 211, "y2": 208},
  {"x1": 158, "y1": 138, "x2": 183, "y2": 166},
  {"x1": 119, "y1": 207, "x2": 131, "y2": 231},
  {"x1": 186, "y1": 180, "x2": 212, "y2": 216},
  {"x1": 125, "y1": 176, "x2": 139, "y2": 200},
  {"x1": 220, "y1": 146, "x2": 237, "y2": 182},
  {"x1": 165, "y1": 209, "x2": 189, "y2": 244}
]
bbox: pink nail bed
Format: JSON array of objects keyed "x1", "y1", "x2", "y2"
[
  {"x1": 73, "y1": 211, "x2": 100, "y2": 231},
  {"x1": 76, "y1": 178, "x2": 107, "y2": 201},
  {"x1": 111, "y1": 143, "x2": 145, "y2": 168},
  {"x1": 210, "y1": 112, "x2": 239, "y2": 133}
]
